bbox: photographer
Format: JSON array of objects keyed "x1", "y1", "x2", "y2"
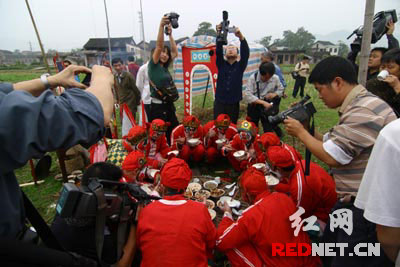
[
  {"x1": 0, "y1": 64, "x2": 113, "y2": 240},
  {"x1": 292, "y1": 56, "x2": 310, "y2": 98},
  {"x1": 348, "y1": 20, "x2": 399, "y2": 81},
  {"x1": 214, "y1": 24, "x2": 249, "y2": 124},
  {"x1": 284, "y1": 56, "x2": 396, "y2": 266},
  {"x1": 244, "y1": 62, "x2": 284, "y2": 136},
  {"x1": 148, "y1": 15, "x2": 179, "y2": 143}
]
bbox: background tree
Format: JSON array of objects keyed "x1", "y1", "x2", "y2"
[
  {"x1": 193, "y1": 22, "x2": 217, "y2": 37},
  {"x1": 338, "y1": 40, "x2": 350, "y2": 57},
  {"x1": 257, "y1": 36, "x2": 272, "y2": 48},
  {"x1": 272, "y1": 27, "x2": 316, "y2": 52}
]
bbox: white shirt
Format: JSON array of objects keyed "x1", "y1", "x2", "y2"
[
  {"x1": 243, "y1": 72, "x2": 284, "y2": 104},
  {"x1": 355, "y1": 119, "x2": 400, "y2": 228},
  {"x1": 136, "y1": 62, "x2": 151, "y2": 105}
]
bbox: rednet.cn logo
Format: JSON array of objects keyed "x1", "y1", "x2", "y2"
[
  {"x1": 275, "y1": 206, "x2": 381, "y2": 257},
  {"x1": 272, "y1": 243, "x2": 381, "y2": 257}
]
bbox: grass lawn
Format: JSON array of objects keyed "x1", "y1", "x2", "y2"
[{"x1": 3, "y1": 66, "x2": 338, "y2": 224}]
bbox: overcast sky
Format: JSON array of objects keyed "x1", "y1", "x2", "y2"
[{"x1": 1, "y1": 0, "x2": 399, "y2": 52}]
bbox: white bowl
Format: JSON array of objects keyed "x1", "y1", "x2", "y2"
[
  {"x1": 147, "y1": 169, "x2": 160, "y2": 179},
  {"x1": 233, "y1": 150, "x2": 247, "y2": 161},
  {"x1": 187, "y1": 138, "x2": 200, "y2": 147},
  {"x1": 187, "y1": 182, "x2": 202, "y2": 192},
  {"x1": 217, "y1": 196, "x2": 241, "y2": 208},
  {"x1": 208, "y1": 209, "x2": 217, "y2": 220},
  {"x1": 203, "y1": 180, "x2": 218, "y2": 191},
  {"x1": 252, "y1": 163, "x2": 266, "y2": 170},
  {"x1": 215, "y1": 139, "x2": 227, "y2": 149},
  {"x1": 265, "y1": 175, "x2": 280, "y2": 186},
  {"x1": 167, "y1": 150, "x2": 179, "y2": 157}
]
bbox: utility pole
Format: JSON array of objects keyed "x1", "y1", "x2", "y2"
[
  {"x1": 139, "y1": 0, "x2": 146, "y2": 61},
  {"x1": 103, "y1": 0, "x2": 112, "y2": 65},
  {"x1": 29, "y1": 41, "x2": 33, "y2": 52},
  {"x1": 358, "y1": 0, "x2": 375, "y2": 87}
]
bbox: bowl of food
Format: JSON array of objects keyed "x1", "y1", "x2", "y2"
[
  {"x1": 167, "y1": 150, "x2": 179, "y2": 157},
  {"x1": 210, "y1": 188, "x2": 225, "y2": 198},
  {"x1": 265, "y1": 175, "x2": 280, "y2": 186},
  {"x1": 203, "y1": 180, "x2": 218, "y2": 191},
  {"x1": 208, "y1": 209, "x2": 217, "y2": 220},
  {"x1": 205, "y1": 199, "x2": 215, "y2": 209},
  {"x1": 187, "y1": 182, "x2": 202, "y2": 192},
  {"x1": 233, "y1": 150, "x2": 248, "y2": 161},
  {"x1": 183, "y1": 189, "x2": 193, "y2": 199},
  {"x1": 187, "y1": 138, "x2": 200, "y2": 147},
  {"x1": 195, "y1": 189, "x2": 211, "y2": 200},
  {"x1": 215, "y1": 138, "x2": 227, "y2": 149}
]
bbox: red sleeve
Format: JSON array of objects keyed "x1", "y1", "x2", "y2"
[
  {"x1": 275, "y1": 183, "x2": 291, "y2": 194},
  {"x1": 170, "y1": 125, "x2": 182, "y2": 150},
  {"x1": 201, "y1": 206, "x2": 217, "y2": 259},
  {"x1": 216, "y1": 208, "x2": 262, "y2": 252}
]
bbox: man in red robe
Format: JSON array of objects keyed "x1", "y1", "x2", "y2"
[
  {"x1": 267, "y1": 145, "x2": 337, "y2": 227},
  {"x1": 221, "y1": 120, "x2": 265, "y2": 171},
  {"x1": 203, "y1": 114, "x2": 237, "y2": 164},
  {"x1": 136, "y1": 158, "x2": 217, "y2": 267},
  {"x1": 171, "y1": 115, "x2": 205, "y2": 163},
  {"x1": 216, "y1": 167, "x2": 319, "y2": 267},
  {"x1": 144, "y1": 119, "x2": 170, "y2": 169}
]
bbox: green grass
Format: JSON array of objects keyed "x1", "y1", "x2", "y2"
[{"x1": 3, "y1": 66, "x2": 339, "y2": 224}]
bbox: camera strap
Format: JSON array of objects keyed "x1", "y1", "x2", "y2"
[
  {"x1": 21, "y1": 191, "x2": 64, "y2": 250},
  {"x1": 116, "y1": 197, "x2": 131, "y2": 261},
  {"x1": 304, "y1": 115, "x2": 315, "y2": 176},
  {"x1": 88, "y1": 180, "x2": 108, "y2": 266}
]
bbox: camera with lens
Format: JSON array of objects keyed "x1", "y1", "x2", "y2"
[
  {"x1": 268, "y1": 95, "x2": 316, "y2": 125},
  {"x1": 56, "y1": 178, "x2": 159, "y2": 220},
  {"x1": 164, "y1": 12, "x2": 180, "y2": 35},
  {"x1": 347, "y1": 9, "x2": 397, "y2": 52},
  {"x1": 216, "y1": 11, "x2": 236, "y2": 45}
]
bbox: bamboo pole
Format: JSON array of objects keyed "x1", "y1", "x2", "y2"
[
  {"x1": 25, "y1": 0, "x2": 68, "y2": 183},
  {"x1": 103, "y1": 0, "x2": 113, "y2": 65},
  {"x1": 358, "y1": 0, "x2": 375, "y2": 87}
]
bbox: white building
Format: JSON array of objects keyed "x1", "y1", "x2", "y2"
[{"x1": 312, "y1": 41, "x2": 340, "y2": 56}]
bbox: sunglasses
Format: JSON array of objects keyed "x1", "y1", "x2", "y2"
[{"x1": 184, "y1": 126, "x2": 197, "y2": 132}]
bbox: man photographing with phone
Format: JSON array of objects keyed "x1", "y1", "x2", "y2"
[{"x1": 214, "y1": 13, "x2": 249, "y2": 124}]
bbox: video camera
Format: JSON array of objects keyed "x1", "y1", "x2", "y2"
[
  {"x1": 164, "y1": 12, "x2": 180, "y2": 35},
  {"x1": 347, "y1": 9, "x2": 398, "y2": 51},
  {"x1": 268, "y1": 95, "x2": 316, "y2": 125},
  {"x1": 56, "y1": 178, "x2": 159, "y2": 220},
  {"x1": 216, "y1": 11, "x2": 236, "y2": 45}
]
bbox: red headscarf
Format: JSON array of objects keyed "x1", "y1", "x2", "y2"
[
  {"x1": 260, "y1": 132, "x2": 280, "y2": 150},
  {"x1": 267, "y1": 146, "x2": 295, "y2": 168},
  {"x1": 182, "y1": 115, "x2": 200, "y2": 128},
  {"x1": 149, "y1": 119, "x2": 169, "y2": 138},
  {"x1": 123, "y1": 125, "x2": 147, "y2": 152},
  {"x1": 161, "y1": 158, "x2": 192, "y2": 190},
  {"x1": 240, "y1": 167, "x2": 269, "y2": 197},
  {"x1": 121, "y1": 151, "x2": 147, "y2": 171},
  {"x1": 215, "y1": 114, "x2": 231, "y2": 128}
]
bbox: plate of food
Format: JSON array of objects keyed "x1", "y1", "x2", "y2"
[
  {"x1": 195, "y1": 189, "x2": 211, "y2": 200},
  {"x1": 233, "y1": 150, "x2": 247, "y2": 161},
  {"x1": 217, "y1": 196, "x2": 241, "y2": 208},
  {"x1": 187, "y1": 138, "x2": 200, "y2": 147},
  {"x1": 203, "y1": 180, "x2": 218, "y2": 191},
  {"x1": 208, "y1": 209, "x2": 217, "y2": 220},
  {"x1": 265, "y1": 175, "x2": 280, "y2": 186},
  {"x1": 210, "y1": 188, "x2": 225, "y2": 198},
  {"x1": 183, "y1": 189, "x2": 193, "y2": 199},
  {"x1": 187, "y1": 182, "x2": 202, "y2": 192},
  {"x1": 206, "y1": 199, "x2": 215, "y2": 209}
]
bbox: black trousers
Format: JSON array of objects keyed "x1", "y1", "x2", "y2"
[
  {"x1": 247, "y1": 104, "x2": 282, "y2": 136},
  {"x1": 150, "y1": 102, "x2": 179, "y2": 145},
  {"x1": 321, "y1": 200, "x2": 394, "y2": 267},
  {"x1": 213, "y1": 100, "x2": 240, "y2": 124},
  {"x1": 293, "y1": 76, "x2": 306, "y2": 98},
  {"x1": 144, "y1": 104, "x2": 151, "y2": 122}
]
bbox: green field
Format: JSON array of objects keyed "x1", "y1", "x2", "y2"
[{"x1": 1, "y1": 66, "x2": 338, "y2": 223}]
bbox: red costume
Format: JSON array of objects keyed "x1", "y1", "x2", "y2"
[
  {"x1": 267, "y1": 146, "x2": 337, "y2": 224},
  {"x1": 216, "y1": 167, "x2": 319, "y2": 267},
  {"x1": 203, "y1": 114, "x2": 237, "y2": 164},
  {"x1": 171, "y1": 115, "x2": 205, "y2": 162},
  {"x1": 137, "y1": 158, "x2": 217, "y2": 267},
  {"x1": 221, "y1": 120, "x2": 265, "y2": 171},
  {"x1": 144, "y1": 119, "x2": 170, "y2": 169},
  {"x1": 121, "y1": 150, "x2": 148, "y2": 183}
]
